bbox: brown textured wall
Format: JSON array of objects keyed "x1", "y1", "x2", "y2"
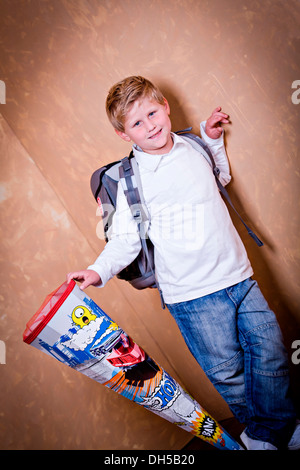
[{"x1": 0, "y1": 0, "x2": 299, "y2": 450}]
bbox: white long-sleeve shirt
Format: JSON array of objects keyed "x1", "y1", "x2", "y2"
[{"x1": 88, "y1": 122, "x2": 253, "y2": 304}]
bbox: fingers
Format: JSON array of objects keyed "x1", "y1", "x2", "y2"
[
  {"x1": 79, "y1": 279, "x2": 91, "y2": 290},
  {"x1": 212, "y1": 106, "x2": 222, "y2": 114},
  {"x1": 66, "y1": 271, "x2": 83, "y2": 284},
  {"x1": 66, "y1": 270, "x2": 101, "y2": 290},
  {"x1": 209, "y1": 107, "x2": 230, "y2": 124},
  {"x1": 66, "y1": 271, "x2": 90, "y2": 290}
]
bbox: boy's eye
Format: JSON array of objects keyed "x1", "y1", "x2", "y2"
[
  {"x1": 149, "y1": 111, "x2": 156, "y2": 117},
  {"x1": 134, "y1": 121, "x2": 141, "y2": 127}
]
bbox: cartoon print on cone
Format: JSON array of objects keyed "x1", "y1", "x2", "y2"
[{"x1": 23, "y1": 280, "x2": 243, "y2": 450}]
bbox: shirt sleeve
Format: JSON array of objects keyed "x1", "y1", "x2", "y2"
[
  {"x1": 87, "y1": 181, "x2": 142, "y2": 287},
  {"x1": 200, "y1": 121, "x2": 231, "y2": 187}
]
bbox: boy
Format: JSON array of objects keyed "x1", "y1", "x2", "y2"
[{"x1": 67, "y1": 76, "x2": 299, "y2": 450}]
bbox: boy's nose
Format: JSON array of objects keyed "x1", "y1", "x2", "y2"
[{"x1": 145, "y1": 119, "x2": 155, "y2": 132}]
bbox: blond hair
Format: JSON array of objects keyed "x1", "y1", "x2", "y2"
[{"x1": 106, "y1": 76, "x2": 165, "y2": 132}]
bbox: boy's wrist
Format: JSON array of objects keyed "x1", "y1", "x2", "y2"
[
  {"x1": 86, "y1": 265, "x2": 105, "y2": 287},
  {"x1": 200, "y1": 121, "x2": 224, "y2": 144}
]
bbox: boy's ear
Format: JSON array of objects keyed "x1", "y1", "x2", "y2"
[
  {"x1": 163, "y1": 97, "x2": 170, "y2": 115},
  {"x1": 115, "y1": 129, "x2": 131, "y2": 142}
]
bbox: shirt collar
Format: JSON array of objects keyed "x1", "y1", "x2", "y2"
[{"x1": 132, "y1": 133, "x2": 186, "y2": 172}]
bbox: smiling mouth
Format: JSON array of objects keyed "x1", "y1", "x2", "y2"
[{"x1": 148, "y1": 129, "x2": 162, "y2": 139}]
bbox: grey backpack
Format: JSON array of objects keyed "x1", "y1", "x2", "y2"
[{"x1": 90, "y1": 129, "x2": 263, "y2": 307}]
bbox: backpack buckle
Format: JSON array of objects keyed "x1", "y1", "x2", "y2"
[
  {"x1": 213, "y1": 167, "x2": 220, "y2": 178},
  {"x1": 121, "y1": 157, "x2": 132, "y2": 173},
  {"x1": 133, "y1": 209, "x2": 142, "y2": 223}
]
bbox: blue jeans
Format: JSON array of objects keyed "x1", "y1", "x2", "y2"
[{"x1": 167, "y1": 277, "x2": 296, "y2": 448}]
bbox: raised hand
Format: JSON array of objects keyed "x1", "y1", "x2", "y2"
[{"x1": 205, "y1": 107, "x2": 230, "y2": 139}]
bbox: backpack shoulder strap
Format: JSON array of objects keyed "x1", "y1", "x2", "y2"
[{"x1": 119, "y1": 151, "x2": 150, "y2": 228}]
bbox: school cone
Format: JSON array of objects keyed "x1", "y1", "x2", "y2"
[{"x1": 23, "y1": 280, "x2": 243, "y2": 450}]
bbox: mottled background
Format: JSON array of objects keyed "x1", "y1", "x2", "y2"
[{"x1": 0, "y1": 0, "x2": 299, "y2": 450}]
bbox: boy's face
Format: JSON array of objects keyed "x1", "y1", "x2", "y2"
[{"x1": 115, "y1": 96, "x2": 173, "y2": 155}]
